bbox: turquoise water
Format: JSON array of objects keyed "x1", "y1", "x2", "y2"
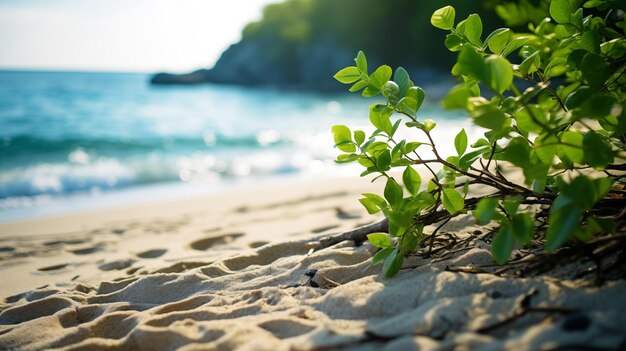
[{"x1": 0, "y1": 70, "x2": 472, "y2": 221}]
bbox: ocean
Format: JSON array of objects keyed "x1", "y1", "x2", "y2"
[{"x1": 0, "y1": 70, "x2": 474, "y2": 221}]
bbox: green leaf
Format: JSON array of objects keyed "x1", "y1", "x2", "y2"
[
  {"x1": 384, "y1": 178, "x2": 403, "y2": 206},
  {"x1": 332, "y1": 125, "x2": 351, "y2": 144},
  {"x1": 336, "y1": 153, "x2": 358, "y2": 163},
  {"x1": 560, "y1": 176, "x2": 599, "y2": 210},
  {"x1": 333, "y1": 66, "x2": 361, "y2": 84},
  {"x1": 369, "y1": 65, "x2": 392, "y2": 90},
  {"x1": 534, "y1": 133, "x2": 558, "y2": 165},
  {"x1": 367, "y1": 233, "x2": 393, "y2": 248},
  {"x1": 571, "y1": 7, "x2": 583, "y2": 27},
  {"x1": 359, "y1": 198, "x2": 381, "y2": 214},
  {"x1": 559, "y1": 131, "x2": 584, "y2": 163},
  {"x1": 397, "y1": 97, "x2": 418, "y2": 117},
  {"x1": 584, "y1": 0, "x2": 606, "y2": 8},
  {"x1": 459, "y1": 146, "x2": 490, "y2": 170},
  {"x1": 349, "y1": 80, "x2": 368, "y2": 93},
  {"x1": 516, "y1": 105, "x2": 548, "y2": 133},
  {"x1": 464, "y1": 14, "x2": 483, "y2": 46},
  {"x1": 391, "y1": 139, "x2": 406, "y2": 159},
  {"x1": 366, "y1": 141, "x2": 389, "y2": 155},
  {"x1": 404, "y1": 142, "x2": 426, "y2": 154},
  {"x1": 362, "y1": 193, "x2": 387, "y2": 208},
  {"x1": 485, "y1": 28, "x2": 511, "y2": 54},
  {"x1": 402, "y1": 166, "x2": 422, "y2": 196},
  {"x1": 503, "y1": 137, "x2": 531, "y2": 167},
  {"x1": 454, "y1": 129, "x2": 468, "y2": 155},
  {"x1": 550, "y1": 0, "x2": 571, "y2": 24},
  {"x1": 442, "y1": 84, "x2": 478, "y2": 110},
  {"x1": 445, "y1": 33, "x2": 463, "y2": 51},
  {"x1": 573, "y1": 94, "x2": 616, "y2": 120},
  {"x1": 394, "y1": 67, "x2": 411, "y2": 97},
  {"x1": 423, "y1": 119, "x2": 437, "y2": 132},
  {"x1": 456, "y1": 19, "x2": 467, "y2": 36},
  {"x1": 357, "y1": 156, "x2": 374, "y2": 168},
  {"x1": 583, "y1": 131, "x2": 613, "y2": 169},
  {"x1": 332, "y1": 125, "x2": 355, "y2": 152},
  {"x1": 401, "y1": 231, "x2": 420, "y2": 254},
  {"x1": 485, "y1": 55, "x2": 513, "y2": 94},
  {"x1": 544, "y1": 57, "x2": 568, "y2": 78},
  {"x1": 354, "y1": 130, "x2": 365, "y2": 146},
  {"x1": 578, "y1": 26, "x2": 601, "y2": 53},
  {"x1": 587, "y1": 216, "x2": 616, "y2": 236},
  {"x1": 565, "y1": 86, "x2": 595, "y2": 109},
  {"x1": 442, "y1": 188, "x2": 464, "y2": 214},
  {"x1": 372, "y1": 247, "x2": 394, "y2": 265},
  {"x1": 545, "y1": 195, "x2": 582, "y2": 252},
  {"x1": 362, "y1": 86, "x2": 381, "y2": 97},
  {"x1": 581, "y1": 53, "x2": 609, "y2": 88},
  {"x1": 457, "y1": 47, "x2": 488, "y2": 82},
  {"x1": 382, "y1": 248, "x2": 404, "y2": 277},
  {"x1": 518, "y1": 51, "x2": 540, "y2": 76},
  {"x1": 501, "y1": 36, "x2": 531, "y2": 57},
  {"x1": 473, "y1": 197, "x2": 499, "y2": 224},
  {"x1": 355, "y1": 51, "x2": 368, "y2": 74},
  {"x1": 369, "y1": 104, "x2": 393, "y2": 134},
  {"x1": 468, "y1": 98, "x2": 509, "y2": 132},
  {"x1": 376, "y1": 149, "x2": 392, "y2": 171},
  {"x1": 387, "y1": 216, "x2": 408, "y2": 236},
  {"x1": 512, "y1": 213, "x2": 534, "y2": 244},
  {"x1": 492, "y1": 223, "x2": 514, "y2": 264},
  {"x1": 405, "y1": 86, "x2": 425, "y2": 107},
  {"x1": 502, "y1": 197, "x2": 521, "y2": 215},
  {"x1": 431, "y1": 6, "x2": 456, "y2": 30},
  {"x1": 590, "y1": 177, "x2": 612, "y2": 203},
  {"x1": 335, "y1": 141, "x2": 355, "y2": 153}
]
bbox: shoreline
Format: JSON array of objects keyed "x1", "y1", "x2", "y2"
[
  {"x1": 0, "y1": 170, "x2": 363, "y2": 224},
  {"x1": 1, "y1": 175, "x2": 625, "y2": 350}
]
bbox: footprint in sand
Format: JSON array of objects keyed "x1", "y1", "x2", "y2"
[
  {"x1": 258, "y1": 319, "x2": 316, "y2": 339},
  {"x1": 43, "y1": 239, "x2": 87, "y2": 246},
  {"x1": 335, "y1": 207, "x2": 362, "y2": 220},
  {"x1": 70, "y1": 246, "x2": 102, "y2": 255},
  {"x1": 98, "y1": 259, "x2": 136, "y2": 271},
  {"x1": 248, "y1": 241, "x2": 269, "y2": 249},
  {"x1": 311, "y1": 225, "x2": 340, "y2": 234},
  {"x1": 37, "y1": 263, "x2": 68, "y2": 272},
  {"x1": 189, "y1": 233, "x2": 244, "y2": 251},
  {"x1": 136, "y1": 249, "x2": 167, "y2": 259}
]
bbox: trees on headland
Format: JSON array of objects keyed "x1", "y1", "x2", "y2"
[{"x1": 151, "y1": 0, "x2": 503, "y2": 89}]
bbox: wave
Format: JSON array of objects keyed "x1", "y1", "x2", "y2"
[
  {"x1": 0, "y1": 148, "x2": 340, "y2": 201},
  {"x1": 1, "y1": 133, "x2": 288, "y2": 158}
]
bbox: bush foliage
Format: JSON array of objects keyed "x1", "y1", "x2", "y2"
[{"x1": 332, "y1": 0, "x2": 625, "y2": 277}]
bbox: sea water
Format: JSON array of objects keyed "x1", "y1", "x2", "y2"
[{"x1": 0, "y1": 70, "x2": 474, "y2": 221}]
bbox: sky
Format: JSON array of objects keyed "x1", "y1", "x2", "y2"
[{"x1": 0, "y1": 0, "x2": 278, "y2": 72}]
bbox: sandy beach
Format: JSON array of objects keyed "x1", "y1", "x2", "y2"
[{"x1": 1, "y1": 176, "x2": 625, "y2": 351}]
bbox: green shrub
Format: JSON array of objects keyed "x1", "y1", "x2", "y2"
[{"x1": 332, "y1": 0, "x2": 625, "y2": 277}]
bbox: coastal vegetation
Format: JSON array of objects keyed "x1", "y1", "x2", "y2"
[{"x1": 332, "y1": 0, "x2": 626, "y2": 276}]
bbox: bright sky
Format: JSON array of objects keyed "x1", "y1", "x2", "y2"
[{"x1": 0, "y1": 0, "x2": 278, "y2": 72}]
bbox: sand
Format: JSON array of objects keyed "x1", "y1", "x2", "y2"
[{"x1": 1, "y1": 175, "x2": 625, "y2": 351}]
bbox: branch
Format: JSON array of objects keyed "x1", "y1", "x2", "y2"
[
  {"x1": 312, "y1": 219, "x2": 389, "y2": 249},
  {"x1": 606, "y1": 163, "x2": 626, "y2": 171},
  {"x1": 312, "y1": 196, "x2": 487, "y2": 250}
]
